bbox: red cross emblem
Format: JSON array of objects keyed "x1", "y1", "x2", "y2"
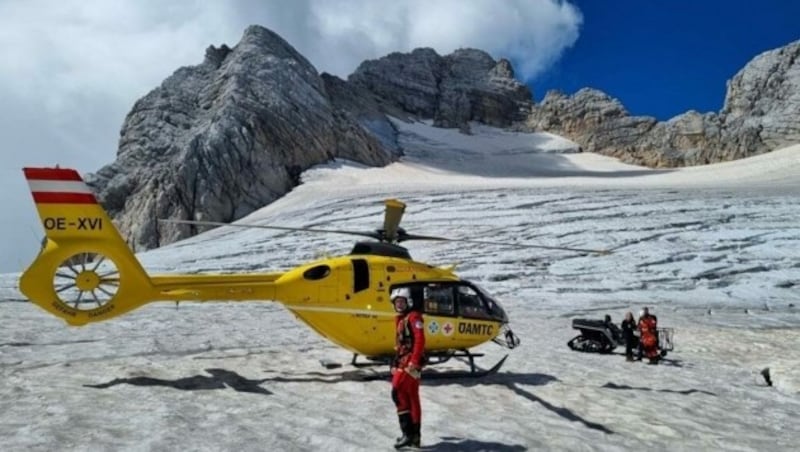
[{"x1": 443, "y1": 322, "x2": 454, "y2": 336}]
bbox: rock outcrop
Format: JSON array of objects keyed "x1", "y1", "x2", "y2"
[
  {"x1": 88, "y1": 27, "x2": 538, "y2": 251},
  {"x1": 88, "y1": 26, "x2": 394, "y2": 251},
  {"x1": 525, "y1": 40, "x2": 800, "y2": 167},
  {"x1": 349, "y1": 48, "x2": 532, "y2": 132},
  {"x1": 722, "y1": 40, "x2": 800, "y2": 153}
]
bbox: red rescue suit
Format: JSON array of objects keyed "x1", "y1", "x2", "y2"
[
  {"x1": 638, "y1": 315, "x2": 659, "y2": 360},
  {"x1": 391, "y1": 310, "x2": 425, "y2": 424}
]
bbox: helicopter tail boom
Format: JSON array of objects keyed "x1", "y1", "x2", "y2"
[
  {"x1": 20, "y1": 168, "x2": 287, "y2": 326},
  {"x1": 20, "y1": 167, "x2": 156, "y2": 325}
]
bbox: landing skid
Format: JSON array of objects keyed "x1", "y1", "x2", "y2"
[
  {"x1": 421, "y1": 354, "x2": 508, "y2": 380},
  {"x1": 350, "y1": 348, "x2": 488, "y2": 372},
  {"x1": 353, "y1": 353, "x2": 508, "y2": 381}
]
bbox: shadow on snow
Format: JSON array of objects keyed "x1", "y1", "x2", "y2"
[
  {"x1": 419, "y1": 437, "x2": 527, "y2": 451},
  {"x1": 602, "y1": 381, "x2": 717, "y2": 396},
  {"x1": 84, "y1": 367, "x2": 615, "y2": 435},
  {"x1": 423, "y1": 372, "x2": 614, "y2": 434},
  {"x1": 83, "y1": 368, "x2": 272, "y2": 395},
  {"x1": 263, "y1": 369, "x2": 614, "y2": 435}
]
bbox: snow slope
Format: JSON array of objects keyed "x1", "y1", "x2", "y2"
[{"x1": 1, "y1": 120, "x2": 799, "y2": 451}]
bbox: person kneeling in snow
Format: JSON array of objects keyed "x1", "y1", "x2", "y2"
[{"x1": 638, "y1": 307, "x2": 660, "y2": 364}]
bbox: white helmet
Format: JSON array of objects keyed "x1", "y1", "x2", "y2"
[{"x1": 390, "y1": 287, "x2": 413, "y2": 309}]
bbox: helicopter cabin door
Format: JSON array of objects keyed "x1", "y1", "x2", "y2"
[
  {"x1": 419, "y1": 282, "x2": 499, "y2": 350},
  {"x1": 349, "y1": 258, "x2": 396, "y2": 350}
]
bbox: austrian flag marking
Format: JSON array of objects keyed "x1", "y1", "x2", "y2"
[{"x1": 24, "y1": 167, "x2": 97, "y2": 204}]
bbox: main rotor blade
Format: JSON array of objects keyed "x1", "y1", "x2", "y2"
[
  {"x1": 159, "y1": 219, "x2": 380, "y2": 240},
  {"x1": 383, "y1": 199, "x2": 406, "y2": 243},
  {"x1": 400, "y1": 233, "x2": 611, "y2": 255}
]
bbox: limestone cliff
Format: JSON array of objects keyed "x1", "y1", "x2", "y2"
[
  {"x1": 87, "y1": 26, "x2": 394, "y2": 250},
  {"x1": 525, "y1": 40, "x2": 800, "y2": 167}
]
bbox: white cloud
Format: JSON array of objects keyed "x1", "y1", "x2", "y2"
[
  {"x1": 0, "y1": 0, "x2": 581, "y2": 272},
  {"x1": 0, "y1": 0, "x2": 581, "y2": 165},
  {"x1": 270, "y1": 0, "x2": 583, "y2": 79}
]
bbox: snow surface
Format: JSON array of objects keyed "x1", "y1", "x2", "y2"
[{"x1": 1, "y1": 120, "x2": 799, "y2": 451}]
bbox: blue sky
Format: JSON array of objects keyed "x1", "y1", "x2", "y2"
[{"x1": 532, "y1": 0, "x2": 800, "y2": 119}]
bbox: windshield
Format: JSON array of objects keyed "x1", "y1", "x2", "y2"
[{"x1": 469, "y1": 281, "x2": 509, "y2": 323}]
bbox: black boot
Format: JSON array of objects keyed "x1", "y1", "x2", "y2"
[
  {"x1": 411, "y1": 423, "x2": 421, "y2": 448},
  {"x1": 394, "y1": 413, "x2": 414, "y2": 449},
  {"x1": 395, "y1": 422, "x2": 421, "y2": 449}
]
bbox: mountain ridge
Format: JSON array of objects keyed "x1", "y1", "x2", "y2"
[
  {"x1": 526, "y1": 39, "x2": 800, "y2": 167},
  {"x1": 86, "y1": 25, "x2": 800, "y2": 251}
]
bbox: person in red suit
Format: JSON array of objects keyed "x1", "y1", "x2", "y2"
[
  {"x1": 390, "y1": 287, "x2": 425, "y2": 449},
  {"x1": 638, "y1": 307, "x2": 660, "y2": 364}
]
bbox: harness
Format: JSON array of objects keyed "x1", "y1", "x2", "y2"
[
  {"x1": 396, "y1": 315, "x2": 414, "y2": 358},
  {"x1": 394, "y1": 313, "x2": 426, "y2": 368}
]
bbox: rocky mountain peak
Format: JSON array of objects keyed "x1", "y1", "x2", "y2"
[
  {"x1": 723, "y1": 40, "x2": 800, "y2": 119},
  {"x1": 350, "y1": 46, "x2": 531, "y2": 131},
  {"x1": 88, "y1": 25, "x2": 393, "y2": 251},
  {"x1": 86, "y1": 26, "x2": 800, "y2": 252},
  {"x1": 490, "y1": 58, "x2": 516, "y2": 79},
  {"x1": 721, "y1": 40, "x2": 800, "y2": 152},
  {"x1": 444, "y1": 48, "x2": 497, "y2": 75},
  {"x1": 525, "y1": 40, "x2": 800, "y2": 167},
  {"x1": 204, "y1": 44, "x2": 231, "y2": 68}
]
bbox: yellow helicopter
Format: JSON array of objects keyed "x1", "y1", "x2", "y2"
[{"x1": 19, "y1": 167, "x2": 608, "y2": 375}]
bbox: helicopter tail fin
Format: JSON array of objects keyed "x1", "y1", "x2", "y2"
[{"x1": 19, "y1": 167, "x2": 154, "y2": 325}]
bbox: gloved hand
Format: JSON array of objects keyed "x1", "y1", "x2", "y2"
[{"x1": 405, "y1": 365, "x2": 421, "y2": 379}]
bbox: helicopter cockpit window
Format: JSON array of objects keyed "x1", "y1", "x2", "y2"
[
  {"x1": 469, "y1": 282, "x2": 508, "y2": 322},
  {"x1": 422, "y1": 284, "x2": 454, "y2": 316},
  {"x1": 303, "y1": 265, "x2": 331, "y2": 280},
  {"x1": 456, "y1": 284, "x2": 491, "y2": 319}
]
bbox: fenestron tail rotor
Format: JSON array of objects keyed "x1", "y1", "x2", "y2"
[
  {"x1": 21, "y1": 167, "x2": 157, "y2": 325},
  {"x1": 54, "y1": 252, "x2": 120, "y2": 310}
]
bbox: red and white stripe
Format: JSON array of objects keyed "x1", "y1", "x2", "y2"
[{"x1": 23, "y1": 167, "x2": 97, "y2": 204}]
